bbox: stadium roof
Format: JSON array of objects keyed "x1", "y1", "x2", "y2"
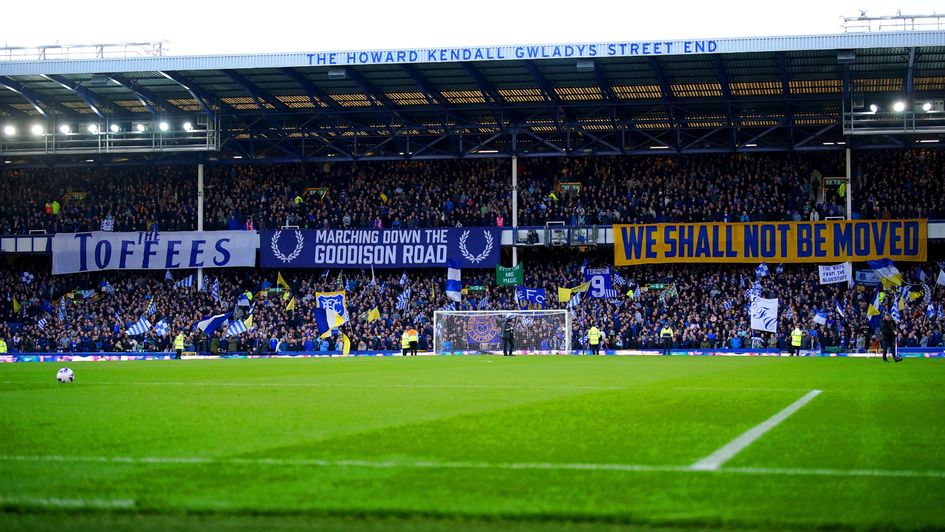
[{"x1": 1, "y1": 31, "x2": 944, "y2": 166}]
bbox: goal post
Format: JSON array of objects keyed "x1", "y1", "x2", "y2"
[{"x1": 433, "y1": 309, "x2": 571, "y2": 355}]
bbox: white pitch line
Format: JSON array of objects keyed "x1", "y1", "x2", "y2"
[
  {"x1": 95, "y1": 381, "x2": 626, "y2": 391},
  {"x1": 1, "y1": 452, "x2": 942, "y2": 479},
  {"x1": 690, "y1": 389, "x2": 822, "y2": 471},
  {"x1": 0, "y1": 495, "x2": 135, "y2": 510}
]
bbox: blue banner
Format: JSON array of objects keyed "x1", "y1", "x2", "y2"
[
  {"x1": 583, "y1": 268, "x2": 613, "y2": 298},
  {"x1": 516, "y1": 286, "x2": 546, "y2": 310},
  {"x1": 262, "y1": 228, "x2": 501, "y2": 269},
  {"x1": 52, "y1": 231, "x2": 258, "y2": 275}
]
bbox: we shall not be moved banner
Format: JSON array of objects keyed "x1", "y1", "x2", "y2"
[{"x1": 614, "y1": 220, "x2": 927, "y2": 266}]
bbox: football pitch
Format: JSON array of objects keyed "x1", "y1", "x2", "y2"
[{"x1": 1, "y1": 355, "x2": 944, "y2": 531}]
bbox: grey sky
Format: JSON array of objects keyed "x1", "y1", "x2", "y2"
[{"x1": 1, "y1": 0, "x2": 942, "y2": 56}]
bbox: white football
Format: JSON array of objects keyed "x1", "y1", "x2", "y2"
[{"x1": 56, "y1": 367, "x2": 74, "y2": 384}]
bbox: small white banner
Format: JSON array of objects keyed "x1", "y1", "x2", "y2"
[
  {"x1": 818, "y1": 263, "x2": 852, "y2": 285},
  {"x1": 750, "y1": 297, "x2": 779, "y2": 333}
]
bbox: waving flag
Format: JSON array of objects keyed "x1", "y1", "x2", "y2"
[
  {"x1": 165, "y1": 270, "x2": 174, "y2": 282},
  {"x1": 58, "y1": 297, "x2": 66, "y2": 321},
  {"x1": 834, "y1": 298, "x2": 845, "y2": 319},
  {"x1": 775, "y1": 263, "x2": 784, "y2": 274},
  {"x1": 396, "y1": 289, "x2": 411, "y2": 310},
  {"x1": 195, "y1": 313, "x2": 230, "y2": 334},
  {"x1": 612, "y1": 271, "x2": 627, "y2": 286},
  {"x1": 153, "y1": 319, "x2": 169, "y2": 337},
  {"x1": 749, "y1": 297, "x2": 779, "y2": 332},
  {"x1": 147, "y1": 302, "x2": 157, "y2": 316},
  {"x1": 937, "y1": 268, "x2": 945, "y2": 286},
  {"x1": 126, "y1": 316, "x2": 152, "y2": 336},
  {"x1": 175, "y1": 275, "x2": 194, "y2": 289},
  {"x1": 313, "y1": 307, "x2": 344, "y2": 338},
  {"x1": 37, "y1": 316, "x2": 47, "y2": 330},
  {"x1": 21, "y1": 272, "x2": 34, "y2": 285},
  {"x1": 100, "y1": 280, "x2": 114, "y2": 294},
  {"x1": 812, "y1": 310, "x2": 827, "y2": 325},
  {"x1": 315, "y1": 291, "x2": 349, "y2": 323},
  {"x1": 446, "y1": 259, "x2": 462, "y2": 302},
  {"x1": 866, "y1": 259, "x2": 903, "y2": 286},
  {"x1": 400, "y1": 271, "x2": 408, "y2": 286},
  {"x1": 225, "y1": 315, "x2": 253, "y2": 337},
  {"x1": 212, "y1": 278, "x2": 220, "y2": 301},
  {"x1": 755, "y1": 263, "x2": 769, "y2": 278}
]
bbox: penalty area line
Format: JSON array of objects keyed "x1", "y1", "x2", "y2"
[
  {"x1": 0, "y1": 495, "x2": 135, "y2": 510},
  {"x1": 690, "y1": 389, "x2": 821, "y2": 471},
  {"x1": 1, "y1": 452, "x2": 943, "y2": 479}
]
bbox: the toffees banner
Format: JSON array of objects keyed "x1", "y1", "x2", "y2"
[
  {"x1": 52, "y1": 231, "x2": 258, "y2": 274},
  {"x1": 614, "y1": 220, "x2": 927, "y2": 265},
  {"x1": 261, "y1": 228, "x2": 501, "y2": 269}
]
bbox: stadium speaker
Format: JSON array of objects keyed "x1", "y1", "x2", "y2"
[
  {"x1": 576, "y1": 59, "x2": 595, "y2": 71},
  {"x1": 837, "y1": 50, "x2": 856, "y2": 64},
  {"x1": 89, "y1": 74, "x2": 110, "y2": 88},
  {"x1": 328, "y1": 68, "x2": 347, "y2": 79}
]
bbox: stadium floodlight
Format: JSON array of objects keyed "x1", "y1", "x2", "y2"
[
  {"x1": 869, "y1": 104, "x2": 878, "y2": 113},
  {"x1": 893, "y1": 101, "x2": 906, "y2": 112},
  {"x1": 922, "y1": 102, "x2": 933, "y2": 112},
  {"x1": 134, "y1": 123, "x2": 146, "y2": 133},
  {"x1": 30, "y1": 124, "x2": 44, "y2": 136},
  {"x1": 87, "y1": 124, "x2": 99, "y2": 134},
  {"x1": 110, "y1": 124, "x2": 120, "y2": 133},
  {"x1": 2, "y1": 125, "x2": 14, "y2": 136},
  {"x1": 158, "y1": 121, "x2": 169, "y2": 132},
  {"x1": 59, "y1": 124, "x2": 71, "y2": 134},
  {"x1": 182, "y1": 122, "x2": 193, "y2": 132}
]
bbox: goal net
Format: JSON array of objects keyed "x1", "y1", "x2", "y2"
[{"x1": 433, "y1": 310, "x2": 571, "y2": 355}]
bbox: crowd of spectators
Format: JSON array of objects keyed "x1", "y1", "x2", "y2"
[
  {"x1": 1, "y1": 149, "x2": 941, "y2": 236},
  {"x1": 2, "y1": 250, "x2": 943, "y2": 355}
]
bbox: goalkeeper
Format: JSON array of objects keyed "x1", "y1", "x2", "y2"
[{"x1": 502, "y1": 318, "x2": 514, "y2": 356}]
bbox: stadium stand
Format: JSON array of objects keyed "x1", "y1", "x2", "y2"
[
  {"x1": 2, "y1": 149, "x2": 941, "y2": 235},
  {"x1": 2, "y1": 249, "x2": 943, "y2": 355}
]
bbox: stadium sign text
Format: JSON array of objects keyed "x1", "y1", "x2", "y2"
[
  {"x1": 613, "y1": 220, "x2": 927, "y2": 265},
  {"x1": 51, "y1": 231, "x2": 258, "y2": 274},
  {"x1": 306, "y1": 40, "x2": 719, "y2": 66},
  {"x1": 261, "y1": 228, "x2": 501, "y2": 269}
]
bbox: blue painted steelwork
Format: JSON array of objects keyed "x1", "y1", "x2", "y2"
[{"x1": 44, "y1": 74, "x2": 106, "y2": 118}]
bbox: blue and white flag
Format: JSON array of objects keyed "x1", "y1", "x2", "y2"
[
  {"x1": 225, "y1": 317, "x2": 249, "y2": 337},
  {"x1": 446, "y1": 259, "x2": 462, "y2": 302},
  {"x1": 147, "y1": 302, "x2": 157, "y2": 316},
  {"x1": 775, "y1": 263, "x2": 784, "y2": 274},
  {"x1": 175, "y1": 275, "x2": 194, "y2": 289},
  {"x1": 58, "y1": 297, "x2": 66, "y2": 321},
  {"x1": 37, "y1": 316, "x2": 47, "y2": 330},
  {"x1": 612, "y1": 271, "x2": 627, "y2": 286},
  {"x1": 165, "y1": 270, "x2": 174, "y2": 281},
  {"x1": 126, "y1": 316, "x2": 152, "y2": 336},
  {"x1": 890, "y1": 302, "x2": 901, "y2": 322},
  {"x1": 749, "y1": 297, "x2": 778, "y2": 333},
  {"x1": 21, "y1": 272, "x2": 34, "y2": 285},
  {"x1": 567, "y1": 291, "x2": 582, "y2": 309},
  {"x1": 400, "y1": 271, "x2": 408, "y2": 286},
  {"x1": 195, "y1": 313, "x2": 229, "y2": 334},
  {"x1": 580, "y1": 258, "x2": 588, "y2": 275},
  {"x1": 321, "y1": 269, "x2": 330, "y2": 278},
  {"x1": 755, "y1": 263, "x2": 769, "y2": 278},
  {"x1": 722, "y1": 300, "x2": 732, "y2": 311},
  {"x1": 396, "y1": 289, "x2": 411, "y2": 310},
  {"x1": 100, "y1": 280, "x2": 114, "y2": 294},
  {"x1": 813, "y1": 310, "x2": 827, "y2": 325},
  {"x1": 200, "y1": 275, "x2": 208, "y2": 292},
  {"x1": 212, "y1": 278, "x2": 220, "y2": 301},
  {"x1": 834, "y1": 298, "x2": 845, "y2": 319},
  {"x1": 601, "y1": 288, "x2": 619, "y2": 298},
  {"x1": 926, "y1": 302, "x2": 936, "y2": 319},
  {"x1": 583, "y1": 268, "x2": 613, "y2": 298},
  {"x1": 153, "y1": 319, "x2": 169, "y2": 337}
]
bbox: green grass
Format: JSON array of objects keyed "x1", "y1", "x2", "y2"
[{"x1": 1, "y1": 356, "x2": 944, "y2": 531}]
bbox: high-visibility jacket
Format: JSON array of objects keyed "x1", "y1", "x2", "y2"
[
  {"x1": 791, "y1": 328, "x2": 803, "y2": 347},
  {"x1": 587, "y1": 327, "x2": 602, "y2": 345},
  {"x1": 401, "y1": 332, "x2": 411, "y2": 349},
  {"x1": 660, "y1": 327, "x2": 674, "y2": 339},
  {"x1": 0, "y1": 339, "x2": 6, "y2": 353},
  {"x1": 407, "y1": 328, "x2": 419, "y2": 343},
  {"x1": 174, "y1": 334, "x2": 185, "y2": 351}
]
